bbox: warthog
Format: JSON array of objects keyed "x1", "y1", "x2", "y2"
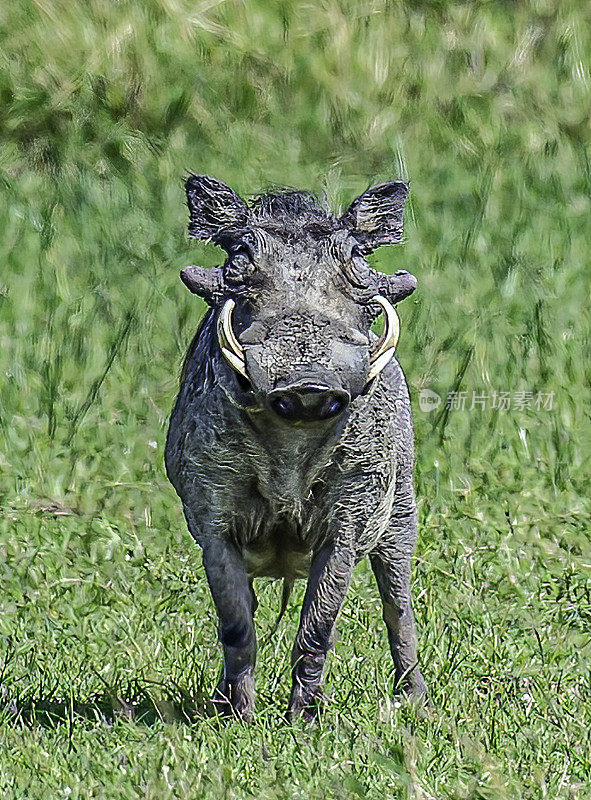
[{"x1": 165, "y1": 175, "x2": 427, "y2": 720}]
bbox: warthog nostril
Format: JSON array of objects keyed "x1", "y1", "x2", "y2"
[
  {"x1": 269, "y1": 393, "x2": 299, "y2": 421},
  {"x1": 320, "y1": 395, "x2": 346, "y2": 419},
  {"x1": 268, "y1": 387, "x2": 350, "y2": 423}
]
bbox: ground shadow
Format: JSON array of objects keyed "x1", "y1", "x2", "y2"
[{"x1": 1, "y1": 679, "x2": 217, "y2": 729}]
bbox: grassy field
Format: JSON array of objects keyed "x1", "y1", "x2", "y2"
[{"x1": 1, "y1": 1, "x2": 590, "y2": 797}]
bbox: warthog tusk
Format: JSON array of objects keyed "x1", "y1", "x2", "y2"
[
  {"x1": 217, "y1": 299, "x2": 248, "y2": 380},
  {"x1": 367, "y1": 295, "x2": 400, "y2": 383}
]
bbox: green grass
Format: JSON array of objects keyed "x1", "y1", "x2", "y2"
[{"x1": 1, "y1": 1, "x2": 590, "y2": 797}]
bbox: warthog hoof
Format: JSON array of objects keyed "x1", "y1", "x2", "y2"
[
  {"x1": 395, "y1": 668, "x2": 429, "y2": 702},
  {"x1": 212, "y1": 670, "x2": 255, "y2": 721},
  {"x1": 287, "y1": 684, "x2": 325, "y2": 723}
]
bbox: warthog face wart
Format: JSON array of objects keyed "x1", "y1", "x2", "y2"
[
  {"x1": 165, "y1": 175, "x2": 427, "y2": 721},
  {"x1": 180, "y1": 176, "x2": 417, "y2": 425}
]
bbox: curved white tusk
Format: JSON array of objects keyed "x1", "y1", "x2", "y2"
[
  {"x1": 219, "y1": 299, "x2": 244, "y2": 356},
  {"x1": 217, "y1": 299, "x2": 248, "y2": 380},
  {"x1": 366, "y1": 295, "x2": 400, "y2": 383}
]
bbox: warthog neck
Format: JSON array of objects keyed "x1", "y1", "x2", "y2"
[{"x1": 239, "y1": 407, "x2": 347, "y2": 508}]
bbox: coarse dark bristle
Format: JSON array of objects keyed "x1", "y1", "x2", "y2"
[
  {"x1": 248, "y1": 190, "x2": 337, "y2": 239},
  {"x1": 249, "y1": 191, "x2": 329, "y2": 220}
]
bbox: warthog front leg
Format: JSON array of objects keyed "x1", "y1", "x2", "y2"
[
  {"x1": 204, "y1": 539, "x2": 256, "y2": 720},
  {"x1": 288, "y1": 540, "x2": 355, "y2": 721},
  {"x1": 184, "y1": 508, "x2": 256, "y2": 720},
  {"x1": 370, "y1": 544, "x2": 428, "y2": 700}
]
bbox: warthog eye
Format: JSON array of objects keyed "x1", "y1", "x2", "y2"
[{"x1": 229, "y1": 244, "x2": 253, "y2": 262}]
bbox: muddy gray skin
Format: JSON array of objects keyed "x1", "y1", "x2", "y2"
[{"x1": 165, "y1": 175, "x2": 428, "y2": 721}]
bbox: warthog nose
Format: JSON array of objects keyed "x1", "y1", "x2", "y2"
[{"x1": 268, "y1": 385, "x2": 350, "y2": 423}]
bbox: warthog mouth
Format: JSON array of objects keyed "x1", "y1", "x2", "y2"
[{"x1": 216, "y1": 296, "x2": 400, "y2": 391}]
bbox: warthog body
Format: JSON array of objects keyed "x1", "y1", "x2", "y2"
[{"x1": 165, "y1": 175, "x2": 427, "y2": 720}]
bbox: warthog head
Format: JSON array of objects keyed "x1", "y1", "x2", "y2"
[{"x1": 181, "y1": 175, "x2": 416, "y2": 424}]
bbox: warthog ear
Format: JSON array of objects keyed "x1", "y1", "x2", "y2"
[
  {"x1": 340, "y1": 181, "x2": 408, "y2": 252},
  {"x1": 180, "y1": 265, "x2": 224, "y2": 305},
  {"x1": 186, "y1": 175, "x2": 249, "y2": 243}
]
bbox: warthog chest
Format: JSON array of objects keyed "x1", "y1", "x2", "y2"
[{"x1": 233, "y1": 492, "x2": 319, "y2": 580}]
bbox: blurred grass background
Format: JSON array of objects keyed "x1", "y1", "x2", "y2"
[{"x1": 0, "y1": 1, "x2": 590, "y2": 798}]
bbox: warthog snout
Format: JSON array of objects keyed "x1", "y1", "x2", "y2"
[{"x1": 267, "y1": 384, "x2": 350, "y2": 423}]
